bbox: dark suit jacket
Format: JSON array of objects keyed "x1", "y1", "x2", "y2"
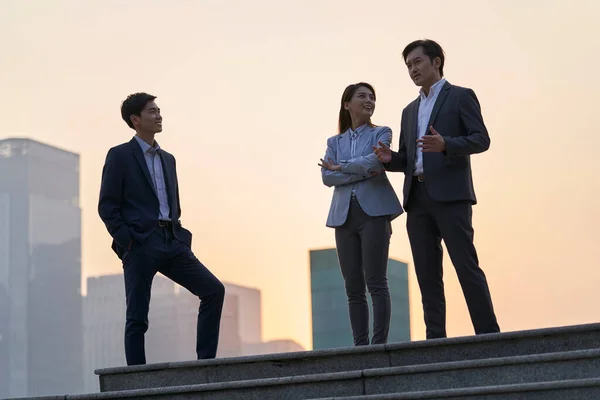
[
  {"x1": 98, "y1": 137, "x2": 193, "y2": 259},
  {"x1": 386, "y1": 81, "x2": 490, "y2": 207}
]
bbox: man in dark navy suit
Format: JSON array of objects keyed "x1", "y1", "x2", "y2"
[
  {"x1": 98, "y1": 92, "x2": 225, "y2": 365},
  {"x1": 375, "y1": 40, "x2": 500, "y2": 339}
]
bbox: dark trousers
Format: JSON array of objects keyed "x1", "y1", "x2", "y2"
[
  {"x1": 335, "y1": 198, "x2": 392, "y2": 346},
  {"x1": 122, "y1": 225, "x2": 225, "y2": 365},
  {"x1": 406, "y1": 178, "x2": 500, "y2": 339}
]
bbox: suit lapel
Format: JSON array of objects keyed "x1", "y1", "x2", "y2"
[
  {"x1": 410, "y1": 98, "x2": 420, "y2": 141},
  {"x1": 158, "y1": 152, "x2": 176, "y2": 220},
  {"x1": 426, "y1": 81, "x2": 451, "y2": 129},
  {"x1": 405, "y1": 98, "x2": 420, "y2": 166},
  {"x1": 337, "y1": 131, "x2": 351, "y2": 161},
  {"x1": 130, "y1": 139, "x2": 156, "y2": 193}
]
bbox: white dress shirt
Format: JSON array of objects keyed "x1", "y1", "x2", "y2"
[
  {"x1": 414, "y1": 78, "x2": 447, "y2": 175},
  {"x1": 134, "y1": 135, "x2": 171, "y2": 221}
]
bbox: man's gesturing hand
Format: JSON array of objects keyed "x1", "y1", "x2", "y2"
[
  {"x1": 373, "y1": 141, "x2": 392, "y2": 163},
  {"x1": 417, "y1": 126, "x2": 446, "y2": 152}
]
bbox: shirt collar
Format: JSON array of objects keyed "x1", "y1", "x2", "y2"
[
  {"x1": 348, "y1": 123, "x2": 368, "y2": 138},
  {"x1": 134, "y1": 135, "x2": 160, "y2": 153},
  {"x1": 420, "y1": 78, "x2": 447, "y2": 100}
]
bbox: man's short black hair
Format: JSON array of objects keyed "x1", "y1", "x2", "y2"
[
  {"x1": 120, "y1": 92, "x2": 157, "y2": 129},
  {"x1": 402, "y1": 39, "x2": 445, "y2": 77}
]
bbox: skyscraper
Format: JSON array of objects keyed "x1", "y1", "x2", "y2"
[
  {"x1": 310, "y1": 248, "x2": 410, "y2": 350},
  {"x1": 0, "y1": 138, "x2": 82, "y2": 398},
  {"x1": 224, "y1": 283, "x2": 262, "y2": 345}
]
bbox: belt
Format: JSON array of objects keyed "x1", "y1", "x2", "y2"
[{"x1": 158, "y1": 220, "x2": 173, "y2": 228}]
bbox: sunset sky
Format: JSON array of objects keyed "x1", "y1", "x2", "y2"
[{"x1": 2, "y1": 0, "x2": 599, "y2": 351}]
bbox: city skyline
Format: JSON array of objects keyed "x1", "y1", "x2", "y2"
[
  {"x1": 0, "y1": 137, "x2": 306, "y2": 397},
  {"x1": 0, "y1": 138, "x2": 83, "y2": 398},
  {"x1": 2, "y1": 0, "x2": 600, "y2": 355}
]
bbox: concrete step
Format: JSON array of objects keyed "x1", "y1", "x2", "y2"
[
  {"x1": 354, "y1": 348, "x2": 600, "y2": 395},
  {"x1": 58, "y1": 348, "x2": 600, "y2": 399},
  {"x1": 9, "y1": 378, "x2": 600, "y2": 400},
  {"x1": 96, "y1": 322, "x2": 600, "y2": 392},
  {"x1": 311, "y1": 378, "x2": 600, "y2": 400}
]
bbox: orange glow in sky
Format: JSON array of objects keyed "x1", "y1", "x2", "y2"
[{"x1": 2, "y1": 0, "x2": 599, "y2": 350}]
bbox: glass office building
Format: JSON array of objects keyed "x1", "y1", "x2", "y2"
[
  {"x1": 0, "y1": 139, "x2": 82, "y2": 398},
  {"x1": 310, "y1": 248, "x2": 410, "y2": 350}
]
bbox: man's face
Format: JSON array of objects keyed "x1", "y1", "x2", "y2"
[
  {"x1": 132, "y1": 101, "x2": 162, "y2": 134},
  {"x1": 405, "y1": 46, "x2": 440, "y2": 88}
]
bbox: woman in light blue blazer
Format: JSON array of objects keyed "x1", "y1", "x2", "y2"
[{"x1": 319, "y1": 82, "x2": 404, "y2": 346}]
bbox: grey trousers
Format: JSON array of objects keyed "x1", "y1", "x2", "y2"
[{"x1": 335, "y1": 197, "x2": 392, "y2": 346}]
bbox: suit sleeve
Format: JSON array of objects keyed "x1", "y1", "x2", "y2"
[
  {"x1": 321, "y1": 137, "x2": 371, "y2": 188},
  {"x1": 98, "y1": 148, "x2": 132, "y2": 249},
  {"x1": 385, "y1": 110, "x2": 408, "y2": 172},
  {"x1": 339, "y1": 127, "x2": 391, "y2": 175},
  {"x1": 443, "y1": 88, "x2": 491, "y2": 156}
]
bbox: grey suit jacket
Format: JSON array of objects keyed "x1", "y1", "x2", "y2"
[
  {"x1": 386, "y1": 81, "x2": 490, "y2": 207},
  {"x1": 322, "y1": 125, "x2": 403, "y2": 228}
]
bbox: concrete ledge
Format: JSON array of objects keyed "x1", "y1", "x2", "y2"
[
  {"x1": 3, "y1": 397, "x2": 66, "y2": 400},
  {"x1": 8, "y1": 349, "x2": 600, "y2": 400},
  {"x1": 97, "y1": 322, "x2": 600, "y2": 392},
  {"x1": 361, "y1": 348, "x2": 600, "y2": 394},
  {"x1": 96, "y1": 322, "x2": 600, "y2": 375},
  {"x1": 312, "y1": 377, "x2": 600, "y2": 399},
  {"x1": 68, "y1": 370, "x2": 363, "y2": 400},
  {"x1": 97, "y1": 343, "x2": 386, "y2": 375},
  {"x1": 364, "y1": 348, "x2": 600, "y2": 376},
  {"x1": 63, "y1": 349, "x2": 600, "y2": 399}
]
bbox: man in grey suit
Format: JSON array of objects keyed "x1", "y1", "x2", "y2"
[{"x1": 374, "y1": 39, "x2": 500, "y2": 339}]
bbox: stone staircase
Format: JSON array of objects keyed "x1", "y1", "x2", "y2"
[{"x1": 7, "y1": 322, "x2": 600, "y2": 399}]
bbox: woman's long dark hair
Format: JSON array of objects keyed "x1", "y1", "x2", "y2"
[{"x1": 338, "y1": 82, "x2": 376, "y2": 134}]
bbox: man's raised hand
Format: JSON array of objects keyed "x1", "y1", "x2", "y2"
[{"x1": 373, "y1": 141, "x2": 392, "y2": 163}]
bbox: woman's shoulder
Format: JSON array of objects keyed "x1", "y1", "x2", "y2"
[
  {"x1": 369, "y1": 125, "x2": 392, "y2": 135},
  {"x1": 326, "y1": 131, "x2": 347, "y2": 143}
]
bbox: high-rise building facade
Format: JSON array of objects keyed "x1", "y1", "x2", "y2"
[
  {"x1": 310, "y1": 248, "x2": 410, "y2": 350},
  {"x1": 223, "y1": 283, "x2": 262, "y2": 345},
  {"x1": 82, "y1": 275, "x2": 126, "y2": 393},
  {"x1": 241, "y1": 339, "x2": 305, "y2": 356},
  {"x1": 0, "y1": 138, "x2": 82, "y2": 398}
]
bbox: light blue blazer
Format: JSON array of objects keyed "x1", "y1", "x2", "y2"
[{"x1": 322, "y1": 125, "x2": 404, "y2": 228}]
